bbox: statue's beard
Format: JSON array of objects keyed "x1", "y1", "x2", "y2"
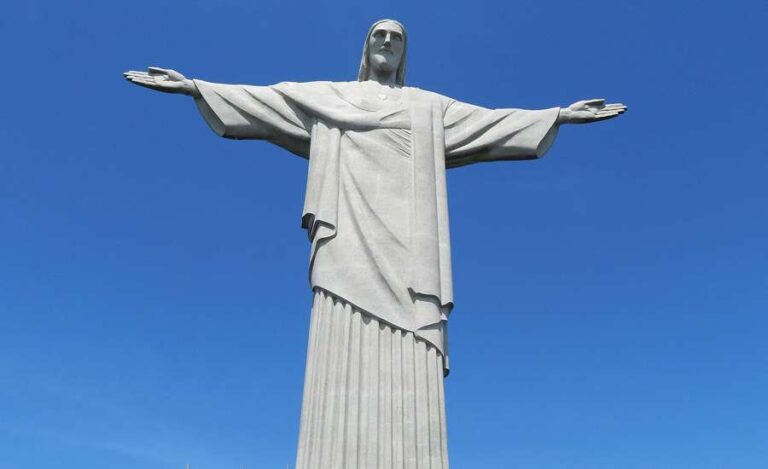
[{"x1": 369, "y1": 53, "x2": 399, "y2": 75}]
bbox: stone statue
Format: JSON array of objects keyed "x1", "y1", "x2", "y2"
[{"x1": 124, "y1": 19, "x2": 626, "y2": 469}]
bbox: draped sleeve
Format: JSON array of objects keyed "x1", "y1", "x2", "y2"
[
  {"x1": 192, "y1": 79, "x2": 313, "y2": 158},
  {"x1": 443, "y1": 99, "x2": 561, "y2": 169}
]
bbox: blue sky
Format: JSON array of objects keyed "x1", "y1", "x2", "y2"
[{"x1": 1, "y1": 0, "x2": 766, "y2": 468}]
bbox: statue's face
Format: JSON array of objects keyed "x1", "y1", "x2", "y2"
[{"x1": 367, "y1": 21, "x2": 405, "y2": 77}]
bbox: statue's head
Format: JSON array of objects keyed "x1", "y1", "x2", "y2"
[{"x1": 358, "y1": 19, "x2": 407, "y2": 86}]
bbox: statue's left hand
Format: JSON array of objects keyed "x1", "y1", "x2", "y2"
[
  {"x1": 558, "y1": 99, "x2": 627, "y2": 124},
  {"x1": 123, "y1": 66, "x2": 199, "y2": 96}
]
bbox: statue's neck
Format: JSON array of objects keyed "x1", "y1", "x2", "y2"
[{"x1": 367, "y1": 68, "x2": 398, "y2": 87}]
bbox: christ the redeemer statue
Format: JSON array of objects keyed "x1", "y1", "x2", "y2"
[{"x1": 125, "y1": 19, "x2": 626, "y2": 469}]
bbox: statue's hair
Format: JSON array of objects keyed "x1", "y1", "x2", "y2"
[{"x1": 358, "y1": 19, "x2": 407, "y2": 86}]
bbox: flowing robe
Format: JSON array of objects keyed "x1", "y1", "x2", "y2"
[
  {"x1": 193, "y1": 79, "x2": 560, "y2": 467},
  {"x1": 193, "y1": 79, "x2": 559, "y2": 373}
]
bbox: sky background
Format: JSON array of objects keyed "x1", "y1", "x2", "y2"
[{"x1": 1, "y1": 0, "x2": 767, "y2": 468}]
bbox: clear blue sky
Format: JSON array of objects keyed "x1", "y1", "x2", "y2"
[{"x1": 1, "y1": 0, "x2": 766, "y2": 468}]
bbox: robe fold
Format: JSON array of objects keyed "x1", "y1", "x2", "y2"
[{"x1": 193, "y1": 79, "x2": 560, "y2": 372}]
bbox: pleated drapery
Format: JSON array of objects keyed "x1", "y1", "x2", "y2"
[{"x1": 296, "y1": 289, "x2": 449, "y2": 469}]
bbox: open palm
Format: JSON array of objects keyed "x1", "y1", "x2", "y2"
[
  {"x1": 563, "y1": 99, "x2": 627, "y2": 124},
  {"x1": 123, "y1": 67, "x2": 196, "y2": 95}
]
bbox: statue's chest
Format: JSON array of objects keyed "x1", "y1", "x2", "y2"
[{"x1": 354, "y1": 86, "x2": 406, "y2": 112}]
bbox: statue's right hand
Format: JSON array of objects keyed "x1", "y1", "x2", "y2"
[{"x1": 123, "y1": 66, "x2": 198, "y2": 96}]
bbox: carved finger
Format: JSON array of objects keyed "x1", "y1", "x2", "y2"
[
  {"x1": 597, "y1": 107, "x2": 625, "y2": 113},
  {"x1": 128, "y1": 77, "x2": 159, "y2": 86},
  {"x1": 129, "y1": 80, "x2": 164, "y2": 91},
  {"x1": 166, "y1": 69, "x2": 185, "y2": 80},
  {"x1": 125, "y1": 75, "x2": 152, "y2": 82},
  {"x1": 594, "y1": 112, "x2": 621, "y2": 121},
  {"x1": 148, "y1": 66, "x2": 170, "y2": 75},
  {"x1": 596, "y1": 110, "x2": 622, "y2": 117},
  {"x1": 125, "y1": 72, "x2": 151, "y2": 80},
  {"x1": 583, "y1": 98, "x2": 605, "y2": 106},
  {"x1": 126, "y1": 74, "x2": 154, "y2": 81},
  {"x1": 598, "y1": 105, "x2": 625, "y2": 112}
]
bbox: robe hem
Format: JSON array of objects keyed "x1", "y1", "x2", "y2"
[{"x1": 310, "y1": 286, "x2": 449, "y2": 375}]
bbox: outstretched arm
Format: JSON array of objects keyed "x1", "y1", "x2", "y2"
[
  {"x1": 443, "y1": 100, "x2": 561, "y2": 168},
  {"x1": 123, "y1": 66, "x2": 312, "y2": 157},
  {"x1": 443, "y1": 97, "x2": 627, "y2": 168},
  {"x1": 124, "y1": 67, "x2": 200, "y2": 97},
  {"x1": 557, "y1": 99, "x2": 627, "y2": 124}
]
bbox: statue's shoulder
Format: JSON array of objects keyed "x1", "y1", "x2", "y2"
[
  {"x1": 403, "y1": 86, "x2": 454, "y2": 111},
  {"x1": 273, "y1": 80, "x2": 336, "y2": 89},
  {"x1": 404, "y1": 86, "x2": 452, "y2": 102},
  {"x1": 273, "y1": 80, "x2": 361, "y2": 94}
]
